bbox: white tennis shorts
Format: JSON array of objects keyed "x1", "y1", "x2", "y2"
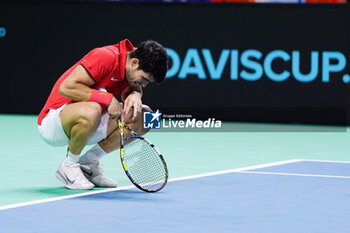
[{"x1": 38, "y1": 103, "x2": 109, "y2": 147}]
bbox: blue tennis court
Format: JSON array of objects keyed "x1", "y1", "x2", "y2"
[{"x1": 1, "y1": 160, "x2": 349, "y2": 233}]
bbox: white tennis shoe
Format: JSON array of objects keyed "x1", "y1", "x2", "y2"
[
  {"x1": 80, "y1": 162, "x2": 117, "y2": 188},
  {"x1": 56, "y1": 161, "x2": 95, "y2": 190}
]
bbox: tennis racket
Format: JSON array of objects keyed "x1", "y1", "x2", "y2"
[{"x1": 118, "y1": 119, "x2": 168, "y2": 192}]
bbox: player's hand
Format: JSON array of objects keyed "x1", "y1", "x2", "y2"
[
  {"x1": 107, "y1": 97, "x2": 123, "y2": 120},
  {"x1": 123, "y1": 91, "x2": 142, "y2": 121}
]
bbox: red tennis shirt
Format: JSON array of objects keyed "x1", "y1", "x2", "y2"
[{"x1": 38, "y1": 39, "x2": 134, "y2": 125}]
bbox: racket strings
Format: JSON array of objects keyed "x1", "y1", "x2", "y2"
[{"x1": 123, "y1": 138, "x2": 167, "y2": 191}]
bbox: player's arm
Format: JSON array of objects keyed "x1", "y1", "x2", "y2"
[
  {"x1": 59, "y1": 65, "x2": 122, "y2": 119},
  {"x1": 58, "y1": 65, "x2": 96, "y2": 101}
]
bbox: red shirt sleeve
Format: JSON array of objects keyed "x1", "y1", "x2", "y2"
[{"x1": 80, "y1": 47, "x2": 116, "y2": 82}]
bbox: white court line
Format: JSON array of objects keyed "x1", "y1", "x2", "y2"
[
  {"x1": 239, "y1": 171, "x2": 350, "y2": 179},
  {"x1": 0, "y1": 185, "x2": 135, "y2": 211},
  {"x1": 0, "y1": 159, "x2": 301, "y2": 211},
  {"x1": 169, "y1": 159, "x2": 302, "y2": 183},
  {"x1": 300, "y1": 159, "x2": 350, "y2": 164}
]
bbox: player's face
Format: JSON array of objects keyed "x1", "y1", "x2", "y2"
[{"x1": 125, "y1": 58, "x2": 154, "y2": 91}]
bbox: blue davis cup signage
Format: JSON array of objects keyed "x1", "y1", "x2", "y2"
[{"x1": 165, "y1": 48, "x2": 350, "y2": 83}]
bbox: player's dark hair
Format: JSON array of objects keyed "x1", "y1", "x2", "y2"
[{"x1": 129, "y1": 40, "x2": 169, "y2": 84}]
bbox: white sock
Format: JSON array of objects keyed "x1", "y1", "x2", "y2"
[
  {"x1": 79, "y1": 144, "x2": 107, "y2": 165},
  {"x1": 64, "y1": 150, "x2": 80, "y2": 165}
]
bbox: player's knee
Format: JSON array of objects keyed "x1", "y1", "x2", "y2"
[
  {"x1": 76, "y1": 103, "x2": 102, "y2": 129},
  {"x1": 138, "y1": 127, "x2": 150, "y2": 136},
  {"x1": 137, "y1": 105, "x2": 152, "y2": 135},
  {"x1": 125, "y1": 105, "x2": 152, "y2": 135},
  {"x1": 142, "y1": 105, "x2": 152, "y2": 112}
]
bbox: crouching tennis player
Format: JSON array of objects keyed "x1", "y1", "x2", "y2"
[{"x1": 37, "y1": 39, "x2": 168, "y2": 190}]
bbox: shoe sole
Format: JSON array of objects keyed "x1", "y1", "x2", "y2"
[{"x1": 55, "y1": 170, "x2": 94, "y2": 190}]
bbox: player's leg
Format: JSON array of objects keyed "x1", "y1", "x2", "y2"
[
  {"x1": 78, "y1": 105, "x2": 152, "y2": 187},
  {"x1": 77, "y1": 116, "x2": 119, "y2": 188},
  {"x1": 77, "y1": 104, "x2": 152, "y2": 188},
  {"x1": 59, "y1": 101, "x2": 103, "y2": 155},
  {"x1": 55, "y1": 101, "x2": 103, "y2": 190},
  {"x1": 79, "y1": 104, "x2": 152, "y2": 162}
]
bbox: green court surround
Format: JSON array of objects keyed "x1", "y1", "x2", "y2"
[{"x1": 1, "y1": 114, "x2": 349, "y2": 207}]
